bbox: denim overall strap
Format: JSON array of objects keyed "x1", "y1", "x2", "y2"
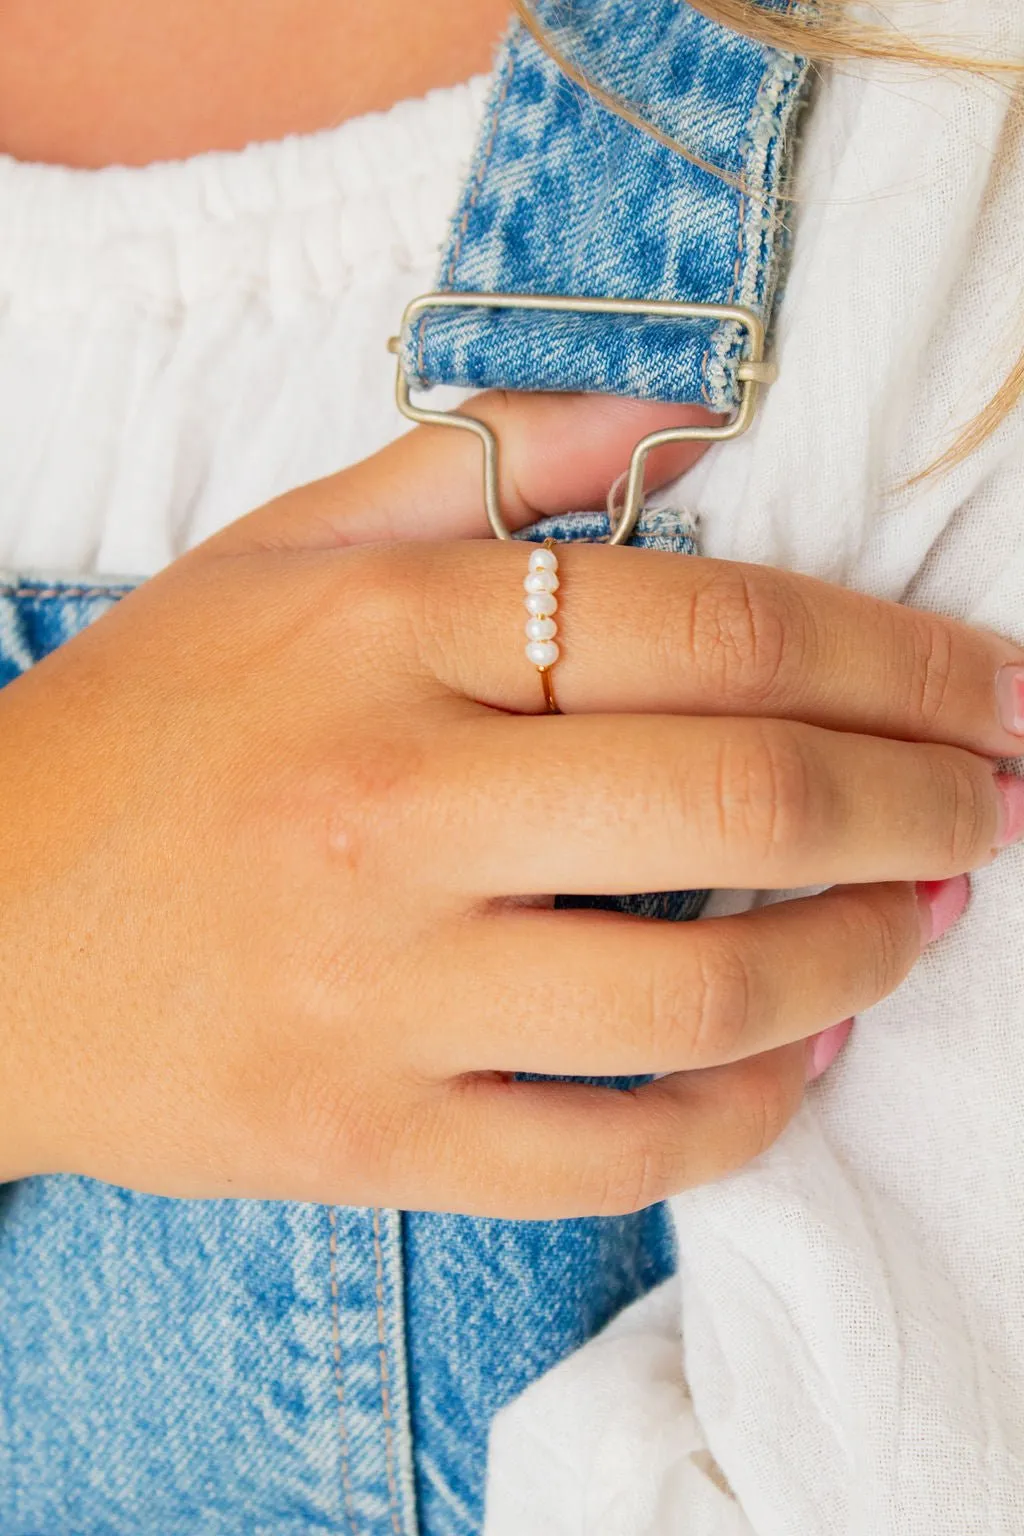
[{"x1": 400, "y1": 0, "x2": 808, "y2": 411}]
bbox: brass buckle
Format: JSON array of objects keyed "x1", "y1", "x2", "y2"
[{"x1": 389, "y1": 291, "x2": 775, "y2": 545}]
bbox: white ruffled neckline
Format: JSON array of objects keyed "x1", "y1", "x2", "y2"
[{"x1": 0, "y1": 75, "x2": 489, "y2": 241}]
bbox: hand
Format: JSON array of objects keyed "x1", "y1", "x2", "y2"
[{"x1": 0, "y1": 393, "x2": 1019, "y2": 1217}]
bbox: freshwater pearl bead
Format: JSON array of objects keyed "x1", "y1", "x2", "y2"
[
  {"x1": 525, "y1": 616, "x2": 557, "y2": 641},
  {"x1": 524, "y1": 569, "x2": 559, "y2": 594},
  {"x1": 525, "y1": 591, "x2": 557, "y2": 617},
  {"x1": 529, "y1": 547, "x2": 558, "y2": 571},
  {"x1": 525, "y1": 639, "x2": 560, "y2": 669}
]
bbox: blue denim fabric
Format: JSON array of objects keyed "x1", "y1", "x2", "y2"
[
  {"x1": 1, "y1": 1181, "x2": 418, "y2": 1535},
  {"x1": 0, "y1": 574, "x2": 131, "y2": 686},
  {"x1": 401, "y1": 0, "x2": 809, "y2": 410}
]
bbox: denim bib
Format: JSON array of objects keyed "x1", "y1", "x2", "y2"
[{"x1": 0, "y1": 10, "x2": 809, "y2": 1535}]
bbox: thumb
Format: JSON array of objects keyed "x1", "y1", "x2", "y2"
[{"x1": 210, "y1": 391, "x2": 719, "y2": 555}]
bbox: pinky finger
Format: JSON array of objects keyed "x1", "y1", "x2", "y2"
[{"x1": 397, "y1": 1046, "x2": 807, "y2": 1220}]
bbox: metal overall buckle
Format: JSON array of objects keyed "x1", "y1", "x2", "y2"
[{"x1": 389, "y1": 291, "x2": 775, "y2": 545}]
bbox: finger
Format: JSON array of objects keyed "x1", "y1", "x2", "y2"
[
  {"x1": 423, "y1": 882, "x2": 923, "y2": 1077},
  {"x1": 379, "y1": 1047, "x2": 804, "y2": 1219},
  {"x1": 212, "y1": 392, "x2": 718, "y2": 553},
  {"x1": 406, "y1": 539, "x2": 1024, "y2": 760},
  {"x1": 424, "y1": 713, "x2": 1006, "y2": 892}
]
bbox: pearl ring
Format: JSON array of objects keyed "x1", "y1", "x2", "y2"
[{"x1": 523, "y1": 538, "x2": 561, "y2": 714}]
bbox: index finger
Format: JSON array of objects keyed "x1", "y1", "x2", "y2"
[{"x1": 411, "y1": 540, "x2": 1024, "y2": 759}]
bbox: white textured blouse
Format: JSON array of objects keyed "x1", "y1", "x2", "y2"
[{"x1": 0, "y1": 77, "x2": 487, "y2": 576}]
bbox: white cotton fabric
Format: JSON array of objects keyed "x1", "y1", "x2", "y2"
[
  {"x1": 485, "y1": 5, "x2": 1024, "y2": 1534},
  {"x1": 0, "y1": 77, "x2": 487, "y2": 575}
]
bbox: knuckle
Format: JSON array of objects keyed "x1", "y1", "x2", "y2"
[
  {"x1": 381, "y1": 541, "x2": 492, "y2": 687},
  {"x1": 337, "y1": 733, "x2": 427, "y2": 825},
  {"x1": 339, "y1": 1093, "x2": 406, "y2": 1180},
  {"x1": 286, "y1": 1066, "x2": 411, "y2": 1197},
  {"x1": 906, "y1": 617, "x2": 957, "y2": 733},
  {"x1": 854, "y1": 890, "x2": 917, "y2": 1001},
  {"x1": 292, "y1": 734, "x2": 428, "y2": 875},
  {"x1": 938, "y1": 751, "x2": 994, "y2": 868},
  {"x1": 728, "y1": 1062, "x2": 795, "y2": 1169},
  {"x1": 245, "y1": 1053, "x2": 358, "y2": 1192},
  {"x1": 284, "y1": 1068, "x2": 357, "y2": 1168},
  {"x1": 338, "y1": 545, "x2": 417, "y2": 643},
  {"x1": 687, "y1": 567, "x2": 800, "y2": 705},
  {"x1": 684, "y1": 938, "x2": 756, "y2": 1066},
  {"x1": 593, "y1": 1121, "x2": 677, "y2": 1215},
  {"x1": 713, "y1": 722, "x2": 824, "y2": 861}
]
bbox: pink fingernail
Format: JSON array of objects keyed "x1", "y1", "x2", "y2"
[
  {"x1": 995, "y1": 774, "x2": 1024, "y2": 849},
  {"x1": 997, "y1": 666, "x2": 1024, "y2": 735},
  {"x1": 806, "y1": 1019, "x2": 854, "y2": 1082},
  {"x1": 916, "y1": 874, "x2": 970, "y2": 945}
]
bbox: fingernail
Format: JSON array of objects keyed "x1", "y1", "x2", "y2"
[
  {"x1": 995, "y1": 773, "x2": 1024, "y2": 849},
  {"x1": 916, "y1": 874, "x2": 970, "y2": 945},
  {"x1": 806, "y1": 1018, "x2": 854, "y2": 1082},
  {"x1": 997, "y1": 666, "x2": 1024, "y2": 735}
]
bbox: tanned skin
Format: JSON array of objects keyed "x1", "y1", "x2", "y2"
[{"x1": 0, "y1": 0, "x2": 510, "y2": 167}]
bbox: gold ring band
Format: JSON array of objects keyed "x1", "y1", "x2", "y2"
[{"x1": 540, "y1": 668, "x2": 560, "y2": 715}]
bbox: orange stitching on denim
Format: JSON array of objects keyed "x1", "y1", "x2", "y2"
[
  {"x1": 415, "y1": 46, "x2": 517, "y2": 381},
  {"x1": 371, "y1": 1207, "x2": 404, "y2": 1536},
  {"x1": 329, "y1": 1208, "x2": 363, "y2": 1536}
]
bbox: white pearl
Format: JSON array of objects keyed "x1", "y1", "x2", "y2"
[
  {"x1": 529, "y1": 547, "x2": 558, "y2": 571},
  {"x1": 525, "y1": 616, "x2": 557, "y2": 641},
  {"x1": 524, "y1": 592, "x2": 557, "y2": 617},
  {"x1": 525, "y1": 639, "x2": 560, "y2": 669},
  {"x1": 524, "y1": 569, "x2": 559, "y2": 594}
]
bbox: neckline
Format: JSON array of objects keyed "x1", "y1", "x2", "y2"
[{"x1": 0, "y1": 75, "x2": 489, "y2": 238}]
